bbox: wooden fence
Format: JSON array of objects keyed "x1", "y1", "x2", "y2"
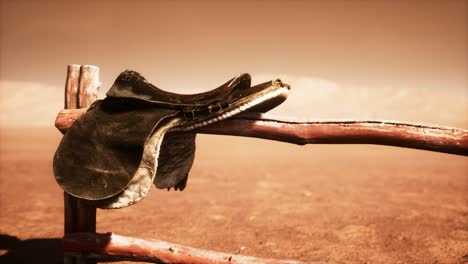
[{"x1": 56, "y1": 64, "x2": 467, "y2": 264}]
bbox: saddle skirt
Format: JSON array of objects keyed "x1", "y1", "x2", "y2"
[{"x1": 53, "y1": 70, "x2": 290, "y2": 209}]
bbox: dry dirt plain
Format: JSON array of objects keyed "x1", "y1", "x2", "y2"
[{"x1": 0, "y1": 127, "x2": 467, "y2": 264}]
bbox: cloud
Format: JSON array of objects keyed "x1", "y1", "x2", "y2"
[
  {"x1": 253, "y1": 73, "x2": 468, "y2": 128},
  {"x1": 0, "y1": 81, "x2": 63, "y2": 127},
  {"x1": 0, "y1": 76, "x2": 466, "y2": 128}
]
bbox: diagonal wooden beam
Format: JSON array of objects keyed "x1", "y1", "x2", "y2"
[
  {"x1": 55, "y1": 109, "x2": 468, "y2": 156},
  {"x1": 63, "y1": 232, "x2": 321, "y2": 264}
]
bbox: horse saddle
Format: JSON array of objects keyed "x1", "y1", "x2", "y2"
[{"x1": 53, "y1": 70, "x2": 290, "y2": 209}]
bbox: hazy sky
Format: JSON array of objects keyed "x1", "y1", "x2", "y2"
[
  {"x1": 2, "y1": 0, "x2": 467, "y2": 88},
  {"x1": 0, "y1": 0, "x2": 467, "y2": 126}
]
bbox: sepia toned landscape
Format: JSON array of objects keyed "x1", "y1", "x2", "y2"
[
  {"x1": 1, "y1": 1, "x2": 467, "y2": 263},
  {"x1": 1, "y1": 123, "x2": 467, "y2": 263}
]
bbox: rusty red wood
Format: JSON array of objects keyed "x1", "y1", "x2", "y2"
[
  {"x1": 63, "y1": 232, "x2": 317, "y2": 264},
  {"x1": 55, "y1": 108, "x2": 85, "y2": 134},
  {"x1": 55, "y1": 109, "x2": 468, "y2": 156},
  {"x1": 198, "y1": 113, "x2": 468, "y2": 156}
]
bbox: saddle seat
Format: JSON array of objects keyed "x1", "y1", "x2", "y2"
[{"x1": 106, "y1": 70, "x2": 252, "y2": 109}]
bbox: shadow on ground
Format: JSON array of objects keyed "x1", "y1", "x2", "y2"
[{"x1": 0, "y1": 234, "x2": 62, "y2": 264}]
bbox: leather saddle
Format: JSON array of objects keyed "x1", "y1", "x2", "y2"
[{"x1": 53, "y1": 70, "x2": 290, "y2": 209}]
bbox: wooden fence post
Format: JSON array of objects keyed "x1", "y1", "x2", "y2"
[{"x1": 63, "y1": 64, "x2": 99, "y2": 264}]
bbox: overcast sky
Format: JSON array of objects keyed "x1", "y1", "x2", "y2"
[{"x1": 1, "y1": 0, "x2": 467, "y2": 126}]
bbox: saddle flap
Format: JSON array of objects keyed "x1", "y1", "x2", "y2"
[
  {"x1": 154, "y1": 132, "x2": 196, "y2": 190},
  {"x1": 53, "y1": 98, "x2": 180, "y2": 201}
]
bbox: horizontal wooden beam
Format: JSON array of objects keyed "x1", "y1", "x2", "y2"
[
  {"x1": 63, "y1": 232, "x2": 315, "y2": 264},
  {"x1": 55, "y1": 109, "x2": 468, "y2": 156}
]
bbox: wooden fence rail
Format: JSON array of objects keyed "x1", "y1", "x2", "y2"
[
  {"x1": 56, "y1": 109, "x2": 468, "y2": 156},
  {"x1": 63, "y1": 232, "x2": 326, "y2": 264}
]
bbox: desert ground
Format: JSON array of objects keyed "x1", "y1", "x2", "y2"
[{"x1": 0, "y1": 127, "x2": 467, "y2": 264}]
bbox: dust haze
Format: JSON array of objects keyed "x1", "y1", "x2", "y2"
[{"x1": 1, "y1": 1, "x2": 467, "y2": 263}]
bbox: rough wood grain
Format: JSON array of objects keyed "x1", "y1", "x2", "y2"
[
  {"x1": 64, "y1": 64, "x2": 81, "y2": 109},
  {"x1": 56, "y1": 108, "x2": 85, "y2": 134},
  {"x1": 78, "y1": 65, "x2": 100, "y2": 108},
  {"x1": 62, "y1": 65, "x2": 99, "y2": 264},
  {"x1": 63, "y1": 233, "x2": 319, "y2": 264},
  {"x1": 55, "y1": 109, "x2": 468, "y2": 156}
]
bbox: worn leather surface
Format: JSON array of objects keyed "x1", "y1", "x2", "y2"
[
  {"x1": 54, "y1": 98, "x2": 180, "y2": 201},
  {"x1": 91, "y1": 117, "x2": 183, "y2": 209},
  {"x1": 107, "y1": 70, "x2": 252, "y2": 107},
  {"x1": 53, "y1": 70, "x2": 289, "y2": 209},
  {"x1": 154, "y1": 132, "x2": 196, "y2": 190}
]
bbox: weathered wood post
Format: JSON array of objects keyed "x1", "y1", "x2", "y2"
[{"x1": 62, "y1": 64, "x2": 100, "y2": 264}]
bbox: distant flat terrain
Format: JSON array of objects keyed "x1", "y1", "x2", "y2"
[{"x1": 0, "y1": 127, "x2": 467, "y2": 264}]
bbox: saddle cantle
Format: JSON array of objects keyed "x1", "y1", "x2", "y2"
[{"x1": 53, "y1": 70, "x2": 290, "y2": 209}]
